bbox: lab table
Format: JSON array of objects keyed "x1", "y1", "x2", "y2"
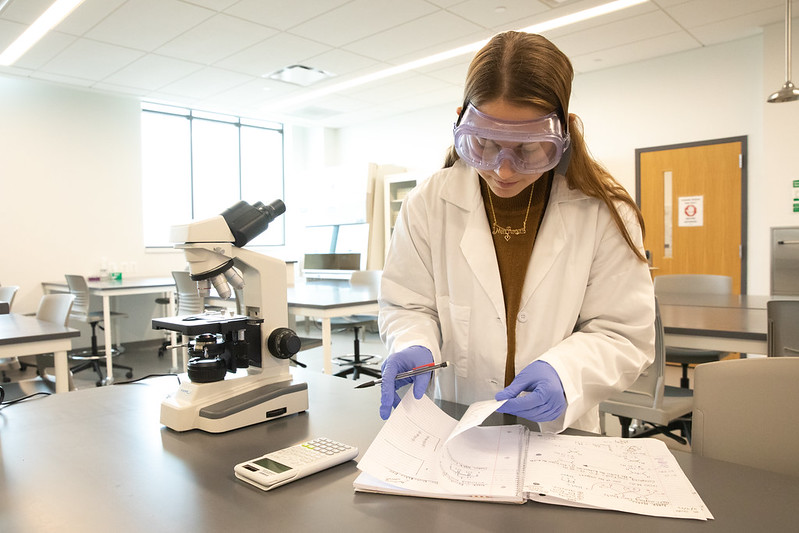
[
  {"x1": 287, "y1": 279, "x2": 378, "y2": 374},
  {"x1": 1, "y1": 368, "x2": 797, "y2": 532},
  {"x1": 0, "y1": 313, "x2": 79, "y2": 393},
  {"x1": 657, "y1": 293, "x2": 799, "y2": 355},
  {"x1": 42, "y1": 277, "x2": 176, "y2": 381}
]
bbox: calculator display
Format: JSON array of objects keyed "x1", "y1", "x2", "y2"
[{"x1": 253, "y1": 457, "x2": 292, "y2": 473}]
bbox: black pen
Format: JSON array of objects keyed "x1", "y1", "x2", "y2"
[{"x1": 354, "y1": 361, "x2": 448, "y2": 389}]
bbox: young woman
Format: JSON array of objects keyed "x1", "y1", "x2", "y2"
[{"x1": 377, "y1": 31, "x2": 654, "y2": 433}]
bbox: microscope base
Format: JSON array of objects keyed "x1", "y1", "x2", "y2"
[{"x1": 161, "y1": 372, "x2": 309, "y2": 433}]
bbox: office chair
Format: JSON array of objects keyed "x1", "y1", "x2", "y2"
[
  {"x1": 15, "y1": 294, "x2": 77, "y2": 389},
  {"x1": 653, "y1": 274, "x2": 733, "y2": 388},
  {"x1": 65, "y1": 274, "x2": 133, "y2": 386},
  {"x1": 693, "y1": 357, "x2": 799, "y2": 477},
  {"x1": 599, "y1": 298, "x2": 694, "y2": 445},
  {"x1": 157, "y1": 271, "x2": 205, "y2": 359},
  {"x1": 767, "y1": 300, "x2": 799, "y2": 356},
  {"x1": 333, "y1": 270, "x2": 383, "y2": 381},
  {"x1": 0, "y1": 285, "x2": 22, "y2": 382},
  {"x1": 0, "y1": 285, "x2": 19, "y2": 310}
]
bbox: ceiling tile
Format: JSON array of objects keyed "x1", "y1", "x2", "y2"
[
  {"x1": 0, "y1": 0, "x2": 55, "y2": 24},
  {"x1": 13, "y1": 30, "x2": 77, "y2": 70},
  {"x1": 182, "y1": 0, "x2": 240, "y2": 10},
  {"x1": 570, "y1": 31, "x2": 701, "y2": 74},
  {"x1": 156, "y1": 13, "x2": 276, "y2": 65},
  {"x1": 667, "y1": 0, "x2": 786, "y2": 29},
  {"x1": 40, "y1": 39, "x2": 144, "y2": 80},
  {"x1": 688, "y1": 5, "x2": 788, "y2": 46},
  {"x1": 57, "y1": 0, "x2": 128, "y2": 36},
  {"x1": 342, "y1": 11, "x2": 484, "y2": 62},
  {"x1": 157, "y1": 65, "x2": 254, "y2": 99},
  {"x1": 446, "y1": 0, "x2": 550, "y2": 28},
  {"x1": 85, "y1": 0, "x2": 214, "y2": 51},
  {"x1": 102, "y1": 54, "x2": 205, "y2": 90},
  {"x1": 0, "y1": 18, "x2": 23, "y2": 49},
  {"x1": 553, "y1": 10, "x2": 685, "y2": 58},
  {"x1": 224, "y1": 0, "x2": 352, "y2": 31},
  {"x1": 288, "y1": 0, "x2": 439, "y2": 47},
  {"x1": 215, "y1": 32, "x2": 331, "y2": 76}
]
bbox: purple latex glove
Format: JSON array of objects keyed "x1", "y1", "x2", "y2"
[
  {"x1": 495, "y1": 360, "x2": 566, "y2": 422},
  {"x1": 380, "y1": 345, "x2": 434, "y2": 420}
]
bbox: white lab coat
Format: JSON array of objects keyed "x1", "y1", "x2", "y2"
[{"x1": 378, "y1": 161, "x2": 655, "y2": 433}]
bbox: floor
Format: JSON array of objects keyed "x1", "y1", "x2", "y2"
[{"x1": 0, "y1": 322, "x2": 692, "y2": 451}]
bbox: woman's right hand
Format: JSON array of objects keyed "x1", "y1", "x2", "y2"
[{"x1": 379, "y1": 345, "x2": 434, "y2": 420}]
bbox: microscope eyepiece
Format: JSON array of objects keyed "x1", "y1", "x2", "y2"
[{"x1": 221, "y1": 199, "x2": 285, "y2": 247}]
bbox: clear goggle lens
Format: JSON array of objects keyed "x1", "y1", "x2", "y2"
[{"x1": 453, "y1": 105, "x2": 569, "y2": 174}]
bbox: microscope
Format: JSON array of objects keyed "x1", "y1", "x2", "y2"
[{"x1": 153, "y1": 199, "x2": 308, "y2": 433}]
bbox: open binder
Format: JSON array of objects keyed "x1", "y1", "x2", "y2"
[{"x1": 354, "y1": 391, "x2": 713, "y2": 520}]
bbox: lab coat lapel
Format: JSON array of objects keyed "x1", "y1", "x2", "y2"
[
  {"x1": 521, "y1": 176, "x2": 571, "y2": 307},
  {"x1": 442, "y1": 165, "x2": 505, "y2": 320},
  {"x1": 461, "y1": 203, "x2": 505, "y2": 319}
]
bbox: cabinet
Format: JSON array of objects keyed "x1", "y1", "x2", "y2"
[{"x1": 384, "y1": 172, "x2": 419, "y2": 249}]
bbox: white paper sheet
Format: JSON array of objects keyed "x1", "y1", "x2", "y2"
[
  {"x1": 356, "y1": 391, "x2": 522, "y2": 499},
  {"x1": 524, "y1": 433, "x2": 713, "y2": 520}
]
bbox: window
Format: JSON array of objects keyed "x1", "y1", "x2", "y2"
[{"x1": 140, "y1": 103, "x2": 285, "y2": 248}]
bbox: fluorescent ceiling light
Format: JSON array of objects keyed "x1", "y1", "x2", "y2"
[
  {"x1": 265, "y1": 0, "x2": 647, "y2": 112},
  {"x1": 0, "y1": 0, "x2": 86, "y2": 67}
]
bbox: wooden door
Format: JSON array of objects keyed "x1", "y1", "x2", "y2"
[{"x1": 637, "y1": 138, "x2": 746, "y2": 294}]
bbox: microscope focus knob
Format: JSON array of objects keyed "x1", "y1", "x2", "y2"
[{"x1": 267, "y1": 327, "x2": 301, "y2": 359}]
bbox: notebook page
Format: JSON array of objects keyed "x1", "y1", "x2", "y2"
[
  {"x1": 523, "y1": 433, "x2": 713, "y2": 520},
  {"x1": 357, "y1": 391, "x2": 523, "y2": 499}
]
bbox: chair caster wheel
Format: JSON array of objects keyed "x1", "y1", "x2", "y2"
[
  {"x1": 95, "y1": 380, "x2": 103, "y2": 387},
  {"x1": 126, "y1": 371, "x2": 133, "y2": 378}
]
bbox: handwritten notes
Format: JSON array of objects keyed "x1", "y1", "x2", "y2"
[
  {"x1": 524, "y1": 433, "x2": 713, "y2": 520},
  {"x1": 355, "y1": 392, "x2": 713, "y2": 519},
  {"x1": 356, "y1": 390, "x2": 523, "y2": 501}
]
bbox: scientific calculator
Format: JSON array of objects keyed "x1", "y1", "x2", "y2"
[{"x1": 234, "y1": 437, "x2": 359, "y2": 491}]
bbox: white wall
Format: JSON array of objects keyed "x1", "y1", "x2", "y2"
[{"x1": 338, "y1": 31, "x2": 799, "y2": 295}]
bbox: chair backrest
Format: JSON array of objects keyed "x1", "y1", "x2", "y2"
[
  {"x1": 610, "y1": 297, "x2": 664, "y2": 403},
  {"x1": 767, "y1": 300, "x2": 799, "y2": 356},
  {"x1": 653, "y1": 274, "x2": 732, "y2": 295},
  {"x1": 350, "y1": 270, "x2": 381, "y2": 290},
  {"x1": 692, "y1": 358, "x2": 799, "y2": 477},
  {"x1": 0, "y1": 285, "x2": 20, "y2": 310},
  {"x1": 172, "y1": 271, "x2": 204, "y2": 316},
  {"x1": 65, "y1": 274, "x2": 92, "y2": 320},
  {"x1": 36, "y1": 294, "x2": 75, "y2": 326}
]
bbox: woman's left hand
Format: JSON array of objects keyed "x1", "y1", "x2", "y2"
[{"x1": 495, "y1": 360, "x2": 566, "y2": 422}]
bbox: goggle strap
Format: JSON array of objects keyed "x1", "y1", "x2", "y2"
[{"x1": 554, "y1": 144, "x2": 572, "y2": 177}]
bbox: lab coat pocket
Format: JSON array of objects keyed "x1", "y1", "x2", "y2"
[{"x1": 436, "y1": 296, "x2": 470, "y2": 378}]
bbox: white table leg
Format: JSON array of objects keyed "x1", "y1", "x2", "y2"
[
  {"x1": 322, "y1": 317, "x2": 332, "y2": 374},
  {"x1": 103, "y1": 294, "x2": 114, "y2": 384},
  {"x1": 54, "y1": 349, "x2": 68, "y2": 393}
]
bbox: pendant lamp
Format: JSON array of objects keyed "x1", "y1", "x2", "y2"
[{"x1": 768, "y1": 0, "x2": 799, "y2": 103}]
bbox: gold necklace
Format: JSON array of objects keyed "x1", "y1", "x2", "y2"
[{"x1": 487, "y1": 185, "x2": 534, "y2": 241}]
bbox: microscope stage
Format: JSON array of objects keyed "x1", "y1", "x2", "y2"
[{"x1": 152, "y1": 314, "x2": 261, "y2": 335}]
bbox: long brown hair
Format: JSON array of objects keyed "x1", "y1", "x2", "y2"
[{"x1": 444, "y1": 31, "x2": 646, "y2": 261}]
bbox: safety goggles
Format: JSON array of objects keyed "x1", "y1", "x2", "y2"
[{"x1": 453, "y1": 103, "x2": 570, "y2": 174}]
